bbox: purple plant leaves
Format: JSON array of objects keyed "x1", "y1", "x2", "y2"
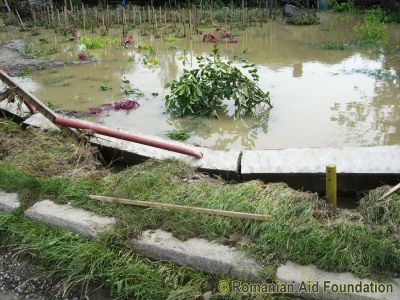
[{"x1": 88, "y1": 100, "x2": 140, "y2": 115}]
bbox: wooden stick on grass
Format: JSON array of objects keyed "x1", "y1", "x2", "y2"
[
  {"x1": 379, "y1": 183, "x2": 400, "y2": 201},
  {"x1": 88, "y1": 195, "x2": 270, "y2": 221}
]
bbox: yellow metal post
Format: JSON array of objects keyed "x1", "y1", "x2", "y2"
[{"x1": 326, "y1": 164, "x2": 337, "y2": 207}]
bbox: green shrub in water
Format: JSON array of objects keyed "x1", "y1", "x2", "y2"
[
  {"x1": 165, "y1": 45, "x2": 272, "y2": 118},
  {"x1": 354, "y1": 8, "x2": 388, "y2": 44},
  {"x1": 78, "y1": 36, "x2": 119, "y2": 49},
  {"x1": 167, "y1": 129, "x2": 191, "y2": 141},
  {"x1": 287, "y1": 9, "x2": 320, "y2": 25},
  {"x1": 332, "y1": 0, "x2": 356, "y2": 13}
]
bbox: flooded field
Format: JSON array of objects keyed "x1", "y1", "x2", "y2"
[{"x1": 2, "y1": 13, "x2": 399, "y2": 150}]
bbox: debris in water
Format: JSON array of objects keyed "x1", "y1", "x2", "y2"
[
  {"x1": 88, "y1": 100, "x2": 140, "y2": 115},
  {"x1": 78, "y1": 52, "x2": 87, "y2": 60},
  {"x1": 202, "y1": 33, "x2": 217, "y2": 43},
  {"x1": 202, "y1": 29, "x2": 238, "y2": 43},
  {"x1": 122, "y1": 32, "x2": 134, "y2": 46}
]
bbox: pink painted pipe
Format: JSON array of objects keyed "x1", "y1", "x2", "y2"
[{"x1": 54, "y1": 115, "x2": 203, "y2": 159}]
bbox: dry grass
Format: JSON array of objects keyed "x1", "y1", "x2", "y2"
[{"x1": 0, "y1": 118, "x2": 106, "y2": 178}]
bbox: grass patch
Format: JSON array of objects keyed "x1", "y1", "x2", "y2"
[
  {"x1": 167, "y1": 129, "x2": 191, "y2": 141},
  {"x1": 0, "y1": 212, "x2": 211, "y2": 299},
  {"x1": 0, "y1": 156, "x2": 399, "y2": 280},
  {"x1": 78, "y1": 36, "x2": 119, "y2": 49},
  {"x1": 286, "y1": 9, "x2": 320, "y2": 25},
  {"x1": 0, "y1": 118, "x2": 399, "y2": 284},
  {"x1": 332, "y1": 0, "x2": 356, "y2": 14},
  {"x1": 359, "y1": 186, "x2": 400, "y2": 234},
  {"x1": 18, "y1": 68, "x2": 31, "y2": 77},
  {"x1": 314, "y1": 40, "x2": 359, "y2": 50},
  {"x1": 137, "y1": 43, "x2": 155, "y2": 53},
  {"x1": 354, "y1": 8, "x2": 388, "y2": 45},
  {"x1": 0, "y1": 119, "x2": 101, "y2": 178}
]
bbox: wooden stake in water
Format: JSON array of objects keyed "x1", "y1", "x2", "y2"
[
  {"x1": 326, "y1": 164, "x2": 337, "y2": 207},
  {"x1": 82, "y1": 3, "x2": 86, "y2": 31},
  {"x1": 63, "y1": 0, "x2": 67, "y2": 28},
  {"x1": 15, "y1": 9, "x2": 26, "y2": 30}
]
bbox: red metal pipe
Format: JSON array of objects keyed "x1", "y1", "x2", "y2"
[
  {"x1": 54, "y1": 115, "x2": 203, "y2": 159},
  {"x1": 24, "y1": 100, "x2": 37, "y2": 114}
]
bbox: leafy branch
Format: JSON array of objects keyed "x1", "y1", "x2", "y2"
[{"x1": 165, "y1": 45, "x2": 272, "y2": 118}]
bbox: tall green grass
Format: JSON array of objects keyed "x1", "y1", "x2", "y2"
[
  {"x1": 1, "y1": 160, "x2": 399, "y2": 280},
  {"x1": 0, "y1": 211, "x2": 211, "y2": 299}
]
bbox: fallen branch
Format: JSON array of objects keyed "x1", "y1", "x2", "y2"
[{"x1": 88, "y1": 195, "x2": 270, "y2": 221}]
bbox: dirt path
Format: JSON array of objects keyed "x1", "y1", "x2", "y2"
[
  {"x1": 0, "y1": 249, "x2": 111, "y2": 299},
  {"x1": 0, "y1": 39, "x2": 93, "y2": 76}
]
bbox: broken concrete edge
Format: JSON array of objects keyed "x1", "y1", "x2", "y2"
[
  {"x1": 1, "y1": 193, "x2": 400, "y2": 300},
  {"x1": 25, "y1": 199, "x2": 116, "y2": 238},
  {"x1": 277, "y1": 261, "x2": 400, "y2": 300},
  {"x1": 0, "y1": 190, "x2": 20, "y2": 212},
  {"x1": 131, "y1": 229, "x2": 400, "y2": 300},
  {"x1": 1, "y1": 111, "x2": 400, "y2": 188},
  {"x1": 90, "y1": 134, "x2": 241, "y2": 178}
]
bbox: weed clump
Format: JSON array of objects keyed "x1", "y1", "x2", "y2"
[
  {"x1": 286, "y1": 9, "x2": 320, "y2": 25},
  {"x1": 0, "y1": 119, "x2": 101, "y2": 178},
  {"x1": 0, "y1": 213, "x2": 210, "y2": 299},
  {"x1": 167, "y1": 129, "x2": 191, "y2": 141},
  {"x1": 354, "y1": 8, "x2": 388, "y2": 45},
  {"x1": 78, "y1": 36, "x2": 119, "y2": 49},
  {"x1": 359, "y1": 186, "x2": 400, "y2": 237},
  {"x1": 332, "y1": 0, "x2": 356, "y2": 13}
]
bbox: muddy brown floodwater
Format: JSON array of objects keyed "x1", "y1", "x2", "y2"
[{"x1": 1, "y1": 13, "x2": 399, "y2": 150}]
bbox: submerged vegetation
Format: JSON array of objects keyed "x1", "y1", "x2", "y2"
[
  {"x1": 354, "y1": 8, "x2": 388, "y2": 45},
  {"x1": 165, "y1": 46, "x2": 272, "y2": 118},
  {"x1": 332, "y1": 0, "x2": 356, "y2": 13},
  {"x1": 286, "y1": 8, "x2": 320, "y2": 25},
  {"x1": 167, "y1": 129, "x2": 191, "y2": 141},
  {"x1": 78, "y1": 36, "x2": 119, "y2": 49}
]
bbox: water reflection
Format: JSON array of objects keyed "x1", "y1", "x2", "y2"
[{"x1": 0, "y1": 12, "x2": 399, "y2": 150}]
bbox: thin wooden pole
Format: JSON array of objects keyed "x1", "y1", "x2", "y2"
[
  {"x1": 379, "y1": 183, "x2": 400, "y2": 201},
  {"x1": 88, "y1": 195, "x2": 270, "y2": 221},
  {"x1": 82, "y1": 3, "x2": 86, "y2": 31},
  {"x1": 326, "y1": 164, "x2": 337, "y2": 207},
  {"x1": 15, "y1": 9, "x2": 26, "y2": 30}
]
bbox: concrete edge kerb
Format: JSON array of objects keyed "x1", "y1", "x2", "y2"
[{"x1": 1, "y1": 111, "x2": 398, "y2": 183}]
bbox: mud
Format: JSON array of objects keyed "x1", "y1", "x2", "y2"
[
  {"x1": 0, "y1": 39, "x2": 93, "y2": 76},
  {"x1": 0, "y1": 249, "x2": 111, "y2": 299}
]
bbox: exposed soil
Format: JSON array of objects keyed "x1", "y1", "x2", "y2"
[
  {"x1": 0, "y1": 248, "x2": 111, "y2": 300},
  {"x1": 0, "y1": 39, "x2": 93, "y2": 76}
]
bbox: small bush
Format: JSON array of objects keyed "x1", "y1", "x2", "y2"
[
  {"x1": 354, "y1": 8, "x2": 388, "y2": 44},
  {"x1": 165, "y1": 45, "x2": 272, "y2": 118},
  {"x1": 167, "y1": 129, "x2": 191, "y2": 141},
  {"x1": 287, "y1": 9, "x2": 320, "y2": 25},
  {"x1": 78, "y1": 36, "x2": 119, "y2": 49},
  {"x1": 332, "y1": 0, "x2": 356, "y2": 13}
]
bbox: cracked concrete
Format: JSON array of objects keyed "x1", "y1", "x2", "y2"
[
  {"x1": 25, "y1": 200, "x2": 116, "y2": 238},
  {"x1": 0, "y1": 190, "x2": 20, "y2": 212}
]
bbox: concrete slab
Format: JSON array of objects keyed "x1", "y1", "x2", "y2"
[
  {"x1": 241, "y1": 147, "x2": 400, "y2": 192},
  {"x1": 23, "y1": 113, "x2": 59, "y2": 131},
  {"x1": 242, "y1": 147, "x2": 400, "y2": 174},
  {"x1": 90, "y1": 133, "x2": 241, "y2": 177},
  {"x1": 0, "y1": 99, "x2": 30, "y2": 118},
  {"x1": 277, "y1": 261, "x2": 400, "y2": 300},
  {"x1": 0, "y1": 191, "x2": 20, "y2": 212},
  {"x1": 25, "y1": 200, "x2": 116, "y2": 238},
  {"x1": 131, "y1": 229, "x2": 262, "y2": 281}
]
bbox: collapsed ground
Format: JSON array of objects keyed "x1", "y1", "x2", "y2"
[{"x1": 0, "y1": 116, "x2": 399, "y2": 299}]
